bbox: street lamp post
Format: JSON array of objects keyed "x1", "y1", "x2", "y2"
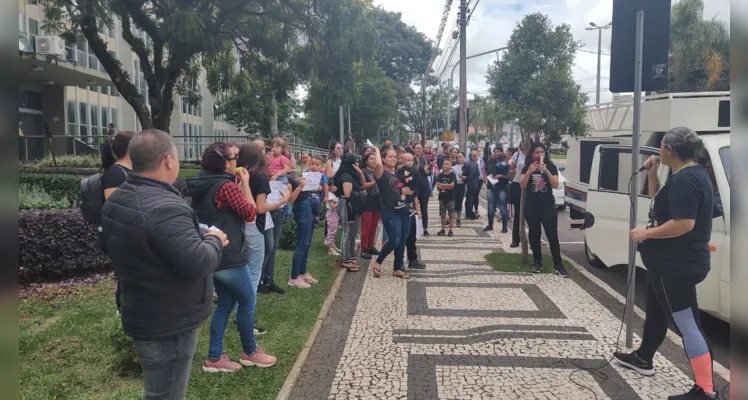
[{"x1": 586, "y1": 21, "x2": 612, "y2": 106}]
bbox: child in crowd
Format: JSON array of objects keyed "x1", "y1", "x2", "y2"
[
  {"x1": 451, "y1": 152, "x2": 466, "y2": 227},
  {"x1": 267, "y1": 137, "x2": 294, "y2": 217},
  {"x1": 436, "y1": 159, "x2": 457, "y2": 237},
  {"x1": 396, "y1": 153, "x2": 418, "y2": 216},
  {"x1": 309, "y1": 155, "x2": 328, "y2": 229}
]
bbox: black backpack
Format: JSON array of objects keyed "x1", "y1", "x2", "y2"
[{"x1": 80, "y1": 166, "x2": 127, "y2": 225}]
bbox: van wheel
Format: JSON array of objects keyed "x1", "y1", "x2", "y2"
[{"x1": 584, "y1": 239, "x2": 605, "y2": 269}]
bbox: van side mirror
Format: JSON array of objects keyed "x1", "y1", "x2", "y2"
[{"x1": 559, "y1": 166, "x2": 566, "y2": 172}]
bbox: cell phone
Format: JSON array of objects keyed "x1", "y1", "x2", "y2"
[{"x1": 533, "y1": 155, "x2": 541, "y2": 164}]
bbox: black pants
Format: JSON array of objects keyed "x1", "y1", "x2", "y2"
[
  {"x1": 454, "y1": 184, "x2": 466, "y2": 217},
  {"x1": 133, "y1": 329, "x2": 198, "y2": 400},
  {"x1": 524, "y1": 204, "x2": 562, "y2": 266},
  {"x1": 465, "y1": 185, "x2": 479, "y2": 218},
  {"x1": 406, "y1": 215, "x2": 418, "y2": 261},
  {"x1": 475, "y1": 180, "x2": 483, "y2": 213},
  {"x1": 417, "y1": 185, "x2": 431, "y2": 230},
  {"x1": 511, "y1": 182, "x2": 522, "y2": 243}
]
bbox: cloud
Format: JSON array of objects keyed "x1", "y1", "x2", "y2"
[{"x1": 374, "y1": 0, "x2": 730, "y2": 104}]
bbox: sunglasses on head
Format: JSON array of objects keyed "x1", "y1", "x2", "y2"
[{"x1": 215, "y1": 148, "x2": 238, "y2": 161}]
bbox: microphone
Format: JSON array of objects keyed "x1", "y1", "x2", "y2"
[{"x1": 637, "y1": 156, "x2": 661, "y2": 172}]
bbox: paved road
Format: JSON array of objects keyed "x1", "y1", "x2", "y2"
[{"x1": 553, "y1": 208, "x2": 731, "y2": 368}]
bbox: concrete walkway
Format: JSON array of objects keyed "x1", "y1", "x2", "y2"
[{"x1": 289, "y1": 200, "x2": 729, "y2": 400}]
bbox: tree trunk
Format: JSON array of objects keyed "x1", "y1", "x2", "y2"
[{"x1": 270, "y1": 97, "x2": 279, "y2": 137}]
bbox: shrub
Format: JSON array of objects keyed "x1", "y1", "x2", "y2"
[
  {"x1": 20, "y1": 184, "x2": 69, "y2": 210},
  {"x1": 19, "y1": 166, "x2": 99, "y2": 176},
  {"x1": 19, "y1": 209, "x2": 110, "y2": 283},
  {"x1": 19, "y1": 173, "x2": 82, "y2": 205},
  {"x1": 32, "y1": 155, "x2": 102, "y2": 168},
  {"x1": 279, "y1": 215, "x2": 297, "y2": 250}
]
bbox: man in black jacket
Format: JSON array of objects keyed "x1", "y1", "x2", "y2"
[
  {"x1": 462, "y1": 151, "x2": 481, "y2": 219},
  {"x1": 102, "y1": 129, "x2": 226, "y2": 400}
]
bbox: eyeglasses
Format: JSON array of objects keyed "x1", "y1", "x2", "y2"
[{"x1": 215, "y1": 148, "x2": 238, "y2": 161}]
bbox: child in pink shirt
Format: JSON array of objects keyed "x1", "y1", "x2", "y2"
[{"x1": 267, "y1": 137, "x2": 291, "y2": 183}]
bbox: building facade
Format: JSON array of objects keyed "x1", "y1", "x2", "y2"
[{"x1": 18, "y1": 0, "x2": 240, "y2": 162}]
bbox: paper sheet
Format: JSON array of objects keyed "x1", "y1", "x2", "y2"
[
  {"x1": 264, "y1": 213, "x2": 274, "y2": 231},
  {"x1": 487, "y1": 175, "x2": 499, "y2": 186},
  {"x1": 268, "y1": 181, "x2": 287, "y2": 203},
  {"x1": 302, "y1": 171, "x2": 323, "y2": 192}
]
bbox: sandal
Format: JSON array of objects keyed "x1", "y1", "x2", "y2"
[
  {"x1": 392, "y1": 271, "x2": 410, "y2": 280},
  {"x1": 371, "y1": 262, "x2": 382, "y2": 278},
  {"x1": 341, "y1": 261, "x2": 360, "y2": 272}
]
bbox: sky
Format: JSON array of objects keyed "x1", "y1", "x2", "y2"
[{"x1": 372, "y1": 0, "x2": 731, "y2": 105}]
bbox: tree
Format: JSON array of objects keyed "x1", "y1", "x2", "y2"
[
  {"x1": 486, "y1": 13, "x2": 588, "y2": 263},
  {"x1": 371, "y1": 7, "x2": 433, "y2": 87},
  {"x1": 471, "y1": 96, "x2": 507, "y2": 143},
  {"x1": 667, "y1": 0, "x2": 730, "y2": 92},
  {"x1": 398, "y1": 79, "x2": 454, "y2": 141},
  {"x1": 41, "y1": 0, "x2": 311, "y2": 132},
  {"x1": 349, "y1": 65, "x2": 398, "y2": 145}
]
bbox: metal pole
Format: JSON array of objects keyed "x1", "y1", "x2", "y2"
[
  {"x1": 458, "y1": 0, "x2": 468, "y2": 153},
  {"x1": 596, "y1": 28, "x2": 602, "y2": 106},
  {"x1": 339, "y1": 105, "x2": 344, "y2": 144},
  {"x1": 625, "y1": 10, "x2": 645, "y2": 349}
]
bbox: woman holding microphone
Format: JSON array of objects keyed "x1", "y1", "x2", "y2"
[{"x1": 614, "y1": 127, "x2": 717, "y2": 400}]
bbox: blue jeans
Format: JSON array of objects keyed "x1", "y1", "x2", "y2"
[
  {"x1": 245, "y1": 223, "x2": 265, "y2": 295},
  {"x1": 292, "y1": 198, "x2": 314, "y2": 279},
  {"x1": 208, "y1": 264, "x2": 257, "y2": 361},
  {"x1": 376, "y1": 209, "x2": 411, "y2": 271},
  {"x1": 487, "y1": 187, "x2": 509, "y2": 230},
  {"x1": 382, "y1": 224, "x2": 389, "y2": 243}
]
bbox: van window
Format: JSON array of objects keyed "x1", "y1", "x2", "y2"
[
  {"x1": 597, "y1": 147, "x2": 654, "y2": 196},
  {"x1": 719, "y1": 146, "x2": 730, "y2": 186}
]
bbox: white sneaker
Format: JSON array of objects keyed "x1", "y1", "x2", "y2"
[
  {"x1": 328, "y1": 248, "x2": 340, "y2": 256},
  {"x1": 287, "y1": 278, "x2": 311, "y2": 289}
]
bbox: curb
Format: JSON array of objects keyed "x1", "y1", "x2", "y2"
[{"x1": 276, "y1": 266, "x2": 348, "y2": 400}]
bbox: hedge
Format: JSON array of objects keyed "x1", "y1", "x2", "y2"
[
  {"x1": 31, "y1": 155, "x2": 102, "y2": 168},
  {"x1": 19, "y1": 209, "x2": 110, "y2": 284},
  {"x1": 20, "y1": 184, "x2": 69, "y2": 210},
  {"x1": 19, "y1": 166, "x2": 99, "y2": 176}
]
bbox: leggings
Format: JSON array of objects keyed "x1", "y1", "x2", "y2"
[
  {"x1": 524, "y1": 204, "x2": 562, "y2": 266},
  {"x1": 510, "y1": 182, "x2": 522, "y2": 243},
  {"x1": 417, "y1": 186, "x2": 431, "y2": 230},
  {"x1": 636, "y1": 271, "x2": 714, "y2": 393},
  {"x1": 454, "y1": 184, "x2": 466, "y2": 217},
  {"x1": 464, "y1": 186, "x2": 479, "y2": 218}
]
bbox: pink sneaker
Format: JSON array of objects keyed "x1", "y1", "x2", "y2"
[
  {"x1": 288, "y1": 278, "x2": 311, "y2": 288},
  {"x1": 202, "y1": 354, "x2": 242, "y2": 373},
  {"x1": 240, "y1": 348, "x2": 277, "y2": 368},
  {"x1": 300, "y1": 273, "x2": 318, "y2": 284}
]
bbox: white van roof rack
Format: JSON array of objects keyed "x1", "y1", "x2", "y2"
[{"x1": 586, "y1": 91, "x2": 730, "y2": 134}]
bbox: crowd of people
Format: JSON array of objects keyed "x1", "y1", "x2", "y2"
[{"x1": 95, "y1": 129, "x2": 574, "y2": 399}]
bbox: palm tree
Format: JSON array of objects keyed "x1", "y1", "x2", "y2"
[{"x1": 668, "y1": 0, "x2": 730, "y2": 92}]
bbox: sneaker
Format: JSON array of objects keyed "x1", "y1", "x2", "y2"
[
  {"x1": 532, "y1": 262, "x2": 543, "y2": 274},
  {"x1": 423, "y1": 230, "x2": 430, "y2": 236},
  {"x1": 368, "y1": 247, "x2": 381, "y2": 255},
  {"x1": 667, "y1": 385, "x2": 716, "y2": 400},
  {"x1": 553, "y1": 264, "x2": 570, "y2": 278},
  {"x1": 501, "y1": 227, "x2": 508, "y2": 233},
  {"x1": 613, "y1": 351, "x2": 655, "y2": 376},
  {"x1": 456, "y1": 219, "x2": 462, "y2": 227},
  {"x1": 484, "y1": 225, "x2": 493, "y2": 232},
  {"x1": 287, "y1": 278, "x2": 311, "y2": 289},
  {"x1": 240, "y1": 348, "x2": 277, "y2": 368},
  {"x1": 509, "y1": 241, "x2": 519, "y2": 248},
  {"x1": 300, "y1": 273, "x2": 318, "y2": 284},
  {"x1": 267, "y1": 282, "x2": 286, "y2": 294},
  {"x1": 257, "y1": 284, "x2": 271, "y2": 294},
  {"x1": 408, "y1": 207, "x2": 417, "y2": 217},
  {"x1": 408, "y1": 259, "x2": 426, "y2": 269},
  {"x1": 447, "y1": 230, "x2": 454, "y2": 237},
  {"x1": 437, "y1": 230, "x2": 446, "y2": 236},
  {"x1": 360, "y1": 251, "x2": 372, "y2": 259},
  {"x1": 394, "y1": 201, "x2": 407, "y2": 210},
  {"x1": 254, "y1": 324, "x2": 266, "y2": 336},
  {"x1": 203, "y1": 354, "x2": 242, "y2": 373}
]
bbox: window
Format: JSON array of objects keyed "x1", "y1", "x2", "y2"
[
  {"x1": 101, "y1": 106, "x2": 109, "y2": 135},
  {"x1": 65, "y1": 39, "x2": 76, "y2": 62},
  {"x1": 28, "y1": 18, "x2": 39, "y2": 45},
  {"x1": 76, "y1": 40, "x2": 86, "y2": 66},
  {"x1": 719, "y1": 146, "x2": 730, "y2": 186},
  {"x1": 110, "y1": 109, "x2": 118, "y2": 129},
  {"x1": 87, "y1": 42, "x2": 98, "y2": 70},
  {"x1": 90, "y1": 105, "x2": 99, "y2": 138},
  {"x1": 596, "y1": 147, "x2": 653, "y2": 196},
  {"x1": 79, "y1": 102, "x2": 88, "y2": 138},
  {"x1": 67, "y1": 101, "x2": 76, "y2": 136}
]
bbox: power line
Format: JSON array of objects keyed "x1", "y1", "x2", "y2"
[
  {"x1": 424, "y1": 0, "x2": 455, "y2": 85},
  {"x1": 579, "y1": 48, "x2": 611, "y2": 56}
]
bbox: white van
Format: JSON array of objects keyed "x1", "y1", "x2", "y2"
[{"x1": 564, "y1": 92, "x2": 731, "y2": 323}]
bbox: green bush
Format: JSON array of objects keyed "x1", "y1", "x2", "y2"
[
  {"x1": 32, "y1": 155, "x2": 101, "y2": 168},
  {"x1": 279, "y1": 215, "x2": 297, "y2": 250},
  {"x1": 20, "y1": 184, "x2": 69, "y2": 210},
  {"x1": 19, "y1": 173, "x2": 82, "y2": 205}
]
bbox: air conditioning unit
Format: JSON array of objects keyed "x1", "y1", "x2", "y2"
[{"x1": 35, "y1": 36, "x2": 65, "y2": 57}]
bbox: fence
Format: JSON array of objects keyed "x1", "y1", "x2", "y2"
[{"x1": 18, "y1": 134, "x2": 328, "y2": 164}]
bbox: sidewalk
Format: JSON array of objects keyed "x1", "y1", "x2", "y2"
[{"x1": 288, "y1": 200, "x2": 729, "y2": 400}]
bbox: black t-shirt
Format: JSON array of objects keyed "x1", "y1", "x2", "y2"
[
  {"x1": 334, "y1": 171, "x2": 361, "y2": 198},
  {"x1": 377, "y1": 169, "x2": 405, "y2": 211},
  {"x1": 250, "y1": 173, "x2": 272, "y2": 231},
  {"x1": 436, "y1": 154, "x2": 448, "y2": 169},
  {"x1": 101, "y1": 164, "x2": 130, "y2": 194},
  {"x1": 643, "y1": 166, "x2": 714, "y2": 275},
  {"x1": 396, "y1": 166, "x2": 418, "y2": 190},
  {"x1": 486, "y1": 160, "x2": 510, "y2": 189},
  {"x1": 521, "y1": 162, "x2": 559, "y2": 207},
  {"x1": 363, "y1": 169, "x2": 380, "y2": 211},
  {"x1": 414, "y1": 156, "x2": 431, "y2": 187},
  {"x1": 436, "y1": 171, "x2": 457, "y2": 201}
]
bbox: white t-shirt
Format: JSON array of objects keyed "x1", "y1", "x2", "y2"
[
  {"x1": 452, "y1": 163, "x2": 464, "y2": 184},
  {"x1": 511, "y1": 152, "x2": 525, "y2": 183}
]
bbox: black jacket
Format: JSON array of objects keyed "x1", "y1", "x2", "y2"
[
  {"x1": 463, "y1": 162, "x2": 480, "y2": 189},
  {"x1": 101, "y1": 174, "x2": 223, "y2": 341},
  {"x1": 187, "y1": 170, "x2": 249, "y2": 271}
]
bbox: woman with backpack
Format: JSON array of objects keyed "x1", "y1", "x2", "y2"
[{"x1": 334, "y1": 152, "x2": 367, "y2": 271}]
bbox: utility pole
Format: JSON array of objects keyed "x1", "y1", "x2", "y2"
[
  {"x1": 586, "y1": 21, "x2": 612, "y2": 106},
  {"x1": 421, "y1": 81, "x2": 427, "y2": 145},
  {"x1": 458, "y1": 0, "x2": 468, "y2": 153},
  {"x1": 339, "y1": 105, "x2": 344, "y2": 144}
]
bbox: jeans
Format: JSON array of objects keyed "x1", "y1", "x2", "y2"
[
  {"x1": 525, "y1": 204, "x2": 562, "y2": 266},
  {"x1": 360, "y1": 210, "x2": 381, "y2": 250},
  {"x1": 464, "y1": 185, "x2": 479, "y2": 218},
  {"x1": 133, "y1": 329, "x2": 198, "y2": 400},
  {"x1": 245, "y1": 223, "x2": 265, "y2": 295},
  {"x1": 337, "y1": 198, "x2": 360, "y2": 262},
  {"x1": 292, "y1": 198, "x2": 314, "y2": 279},
  {"x1": 510, "y1": 182, "x2": 522, "y2": 243},
  {"x1": 208, "y1": 264, "x2": 257, "y2": 361},
  {"x1": 376, "y1": 209, "x2": 411, "y2": 271},
  {"x1": 454, "y1": 184, "x2": 466, "y2": 218},
  {"x1": 487, "y1": 187, "x2": 509, "y2": 230},
  {"x1": 262, "y1": 210, "x2": 284, "y2": 286},
  {"x1": 475, "y1": 180, "x2": 483, "y2": 213},
  {"x1": 406, "y1": 214, "x2": 419, "y2": 262},
  {"x1": 382, "y1": 223, "x2": 389, "y2": 243},
  {"x1": 417, "y1": 186, "x2": 431, "y2": 229},
  {"x1": 311, "y1": 195, "x2": 321, "y2": 221}
]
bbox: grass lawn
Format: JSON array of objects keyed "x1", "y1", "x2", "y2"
[
  {"x1": 484, "y1": 252, "x2": 573, "y2": 274},
  {"x1": 20, "y1": 229, "x2": 340, "y2": 400},
  {"x1": 550, "y1": 153, "x2": 567, "y2": 160},
  {"x1": 179, "y1": 168, "x2": 201, "y2": 179}
]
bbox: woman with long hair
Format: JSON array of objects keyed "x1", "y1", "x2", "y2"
[
  {"x1": 412, "y1": 143, "x2": 432, "y2": 236},
  {"x1": 187, "y1": 142, "x2": 277, "y2": 372},
  {"x1": 614, "y1": 127, "x2": 717, "y2": 400},
  {"x1": 519, "y1": 142, "x2": 567, "y2": 276},
  {"x1": 334, "y1": 152, "x2": 367, "y2": 271},
  {"x1": 370, "y1": 146, "x2": 414, "y2": 279},
  {"x1": 359, "y1": 150, "x2": 381, "y2": 259},
  {"x1": 325, "y1": 142, "x2": 344, "y2": 255}
]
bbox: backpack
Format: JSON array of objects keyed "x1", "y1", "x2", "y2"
[{"x1": 80, "y1": 166, "x2": 127, "y2": 225}]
